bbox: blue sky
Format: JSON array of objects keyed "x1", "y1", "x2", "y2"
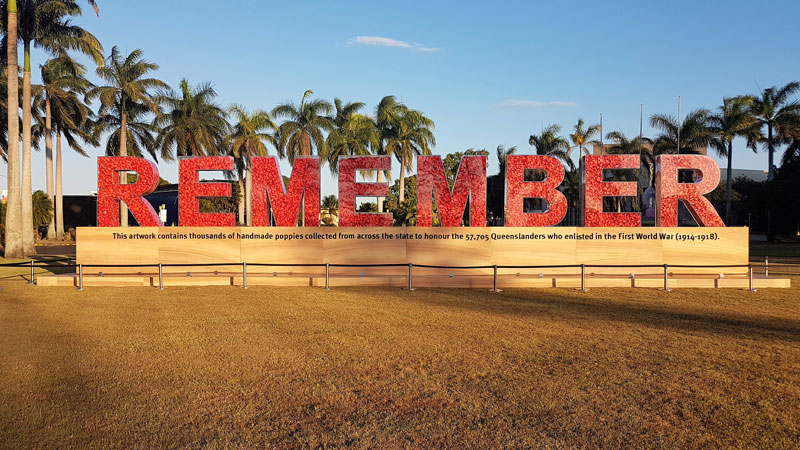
[{"x1": 6, "y1": 0, "x2": 800, "y2": 196}]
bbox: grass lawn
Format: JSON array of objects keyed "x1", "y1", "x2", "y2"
[{"x1": 1, "y1": 279, "x2": 799, "y2": 448}]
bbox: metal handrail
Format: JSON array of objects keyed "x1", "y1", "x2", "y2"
[{"x1": 28, "y1": 261, "x2": 770, "y2": 292}]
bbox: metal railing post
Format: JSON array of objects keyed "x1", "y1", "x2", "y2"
[
  {"x1": 242, "y1": 262, "x2": 248, "y2": 289},
  {"x1": 580, "y1": 264, "x2": 587, "y2": 291},
  {"x1": 158, "y1": 263, "x2": 163, "y2": 290},
  {"x1": 29, "y1": 260, "x2": 35, "y2": 284},
  {"x1": 407, "y1": 263, "x2": 414, "y2": 291},
  {"x1": 325, "y1": 263, "x2": 330, "y2": 290},
  {"x1": 765, "y1": 256, "x2": 769, "y2": 277},
  {"x1": 749, "y1": 265, "x2": 757, "y2": 292},
  {"x1": 492, "y1": 265, "x2": 499, "y2": 292},
  {"x1": 663, "y1": 264, "x2": 671, "y2": 291},
  {"x1": 77, "y1": 264, "x2": 84, "y2": 291}
]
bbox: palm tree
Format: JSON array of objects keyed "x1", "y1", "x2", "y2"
[
  {"x1": 495, "y1": 144, "x2": 517, "y2": 177},
  {"x1": 38, "y1": 55, "x2": 93, "y2": 238},
  {"x1": 9, "y1": 0, "x2": 102, "y2": 253},
  {"x1": 747, "y1": 82, "x2": 800, "y2": 181},
  {"x1": 385, "y1": 108, "x2": 435, "y2": 203},
  {"x1": 374, "y1": 95, "x2": 405, "y2": 210},
  {"x1": 529, "y1": 124, "x2": 570, "y2": 162},
  {"x1": 708, "y1": 96, "x2": 759, "y2": 224},
  {"x1": 31, "y1": 189, "x2": 51, "y2": 233},
  {"x1": 154, "y1": 79, "x2": 229, "y2": 158},
  {"x1": 324, "y1": 98, "x2": 377, "y2": 174},
  {"x1": 568, "y1": 118, "x2": 600, "y2": 161},
  {"x1": 0, "y1": 63, "x2": 9, "y2": 162},
  {"x1": 487, "y1": 145, "x2": 517, "y2": 223},
  {"x1": 601, "y1": 130, "x2": 655, "y2": 217},
  {"x1": 604, "y1": 130, "x2": 654, "y2": 185},
  {"x1": 3, "y1": 0, "x2": 22, "y2": 257},
  {"x1": 86, "y1": 46, "x2": 166, "y2": 226},
  {"x1": 272, "y1": 90, "x2": 333, "y2": 164},
  {"x1": 320, "y1": 194, "x2": 338, "y2": 225},
  {"x1": 225, "y1": 104, "x2": 276, "y2": 224},
  {"x1": 650, "y1": 109, "x2": 712, "y2": 154}
]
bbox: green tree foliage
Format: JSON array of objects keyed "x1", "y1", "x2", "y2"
[
  {"x1": 708, "y1": 96, "x2": 759, "y2": 224},
  {"x1": 568, "y1": 118, "x2": 600, "y2": 160},
  {"x1": 747, "y1": 82, "x2": 800, "y2": 181},
  {"x1": 385, "y1": 109, "x2": 435, "y2": 203},
  {"x1": 356, "y1": 202, "x2": 377, "y2": 213},
  {"x1": 31, "y1": 189, "x2": 52, "y2": 227},
  {"x1": 442, "y1": 148, "x2": 489, "y2": 188},
  {"x1": 272, "y1": 90, "x2": 333, "y2": 164},
  {"x1": 487, "y1": 145, "x2": 516, "y2": 224},
  {"x1": 154, "y1": 79, "x2": 230, "y2": 157},
  {"x1": 529, "y1": 124, "x2": 570, "y2": 163},
  {"x1": 650, "y1": 109, "x2": 712, "y2": 155},
  {"x1": 88, "y1": 46, "x2": 167, "y2": 160},
  {"x1": 321, "y1": 195, "x2": 339, "y2": 226},
  {"x1": 324, "y1": 98, "x2": 377, "y2": 174},
  {"x1": 384, "y1": 175, "x2": 418, "y2": 225}
]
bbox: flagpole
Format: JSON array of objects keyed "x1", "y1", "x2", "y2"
[
  {"x1": 677, "y1": 95, "x2": 681, "y2": 153},
  {"x1": 600, "y1": 113, "x2": 603, "y2": 148}
]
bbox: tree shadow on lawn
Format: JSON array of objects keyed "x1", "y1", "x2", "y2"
[
  {"x1": 337, "y1": 285, "x2": 800, "y2": 344},
  {"x1": 0, "y1": 292, "x2": 133, "y2": 448},
  {"x1": 0, "y1": 256, "x2": 73, "y2": 281}
]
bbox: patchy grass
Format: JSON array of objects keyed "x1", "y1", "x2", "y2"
[
  {"x1": 0, "y1": 256, "x2": 73, "y2": 281},
  {"x1": 1, "y1": 279, "x2": 799, "y2": 448}
]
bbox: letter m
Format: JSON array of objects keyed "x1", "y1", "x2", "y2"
[
  {"x1": 251, "y1": 156, "x2": 320, "y2": 226},
  {"x1": 417, "y1": 155, "x2": 486, "y2": 227}
]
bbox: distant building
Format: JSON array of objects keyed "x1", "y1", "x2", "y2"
[{"x1": 719, "y1": 168, "x2": 768, "y2": 183}]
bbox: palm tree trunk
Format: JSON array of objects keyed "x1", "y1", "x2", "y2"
[
  {"x1": 301, "y1": 133, "x2": 311, "y2": 226},
  {"x1": 21, "y1": 42, "x2": 34, "y2": 254},
  {"x1": 767, "y1": 125, "x2": 774, "y2": 182},
  {"x1": 4, "y1": 0, "x2": 23, "y2": 258},
  {"x1": 245, "y1": 165, "x2": 252, "y2": 226},
  {"x1": 55, "y1": 131, "x2": 64, "y2": 237},
  {"x1": 119, "y1": 109, "x2": 128, "y2": 227},
  {"x1": 767, "y1": 125, "x2": 774, "y2": 241},
  {"x1": 377, "y1": 170, "x2": 385, "y2": 212},
  {"x1": 237, "y1": 175, "x2": 245, "y2": 225},
  {"x1": 725, "y1": 141, "x2": 733, "y2": 225},
  {"x1": 399, "y1": 155, "x2": 406, "y2": 203},
  {"x1": 45, "y1": 96, "x2": 55, "y2": 239}
]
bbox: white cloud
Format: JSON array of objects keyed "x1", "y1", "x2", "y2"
[
  {"x1": 348, "y1": 36, "x2": 439, "y2": 52},
  {"x1": 496, "y1": 100, "x2": 577, "y2": 110}
]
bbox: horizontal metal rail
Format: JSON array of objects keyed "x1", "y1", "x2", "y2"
[{"x1": 7, "y1": 260, "x2": 780, "y2": 293}]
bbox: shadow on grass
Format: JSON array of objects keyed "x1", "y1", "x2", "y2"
[
  {"x1": 0, "y1": 289, "x2": 127, "y2": 448},
  {"x1": 0, "y1": 256, "x2": 73, "y2": 281},
  {"x1": 334, "y1": 285, "x2": 800, "y2": 344}
]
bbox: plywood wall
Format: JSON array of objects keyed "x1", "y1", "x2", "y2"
[{"x1": 77, "y1": 227, "x2": 748, "y2": 275}]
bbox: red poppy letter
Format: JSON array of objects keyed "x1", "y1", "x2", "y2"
[
  {"x1": 505, "y1": 155, "x2": 567, "y2": 226},
  {"x1": 655, "y1": 154, "x2": 724, "y2": 227},
  {"x1": 97, "y1": 156, "x2": 162, "y2": 227},
  {"x1": 179, "y1": 156, "x2": 236, "y2": 226},
  {"x1": 338, "y1": 156, "x2": 393, "y2": 227},
  {"x1": 582, "y1": 154, "x2": 641, "y2": 227},
  {"x1": 417, "y1": 155, "x2": 487, "y2": 227},
  {"x1": 251, "y1": 156, "x2": 320, "y2": 227}
]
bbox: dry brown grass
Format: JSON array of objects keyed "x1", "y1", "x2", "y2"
[{"x1": 1, "y1": 278, "x2": 799, "y2": 449}]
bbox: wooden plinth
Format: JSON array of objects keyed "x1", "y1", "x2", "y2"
[
  {"x1": 75, "y1": 227, "x2": 750, "y2": 278},
  {"x1": 36, "y1": 272, "x2": 790, "y2": 289}
]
